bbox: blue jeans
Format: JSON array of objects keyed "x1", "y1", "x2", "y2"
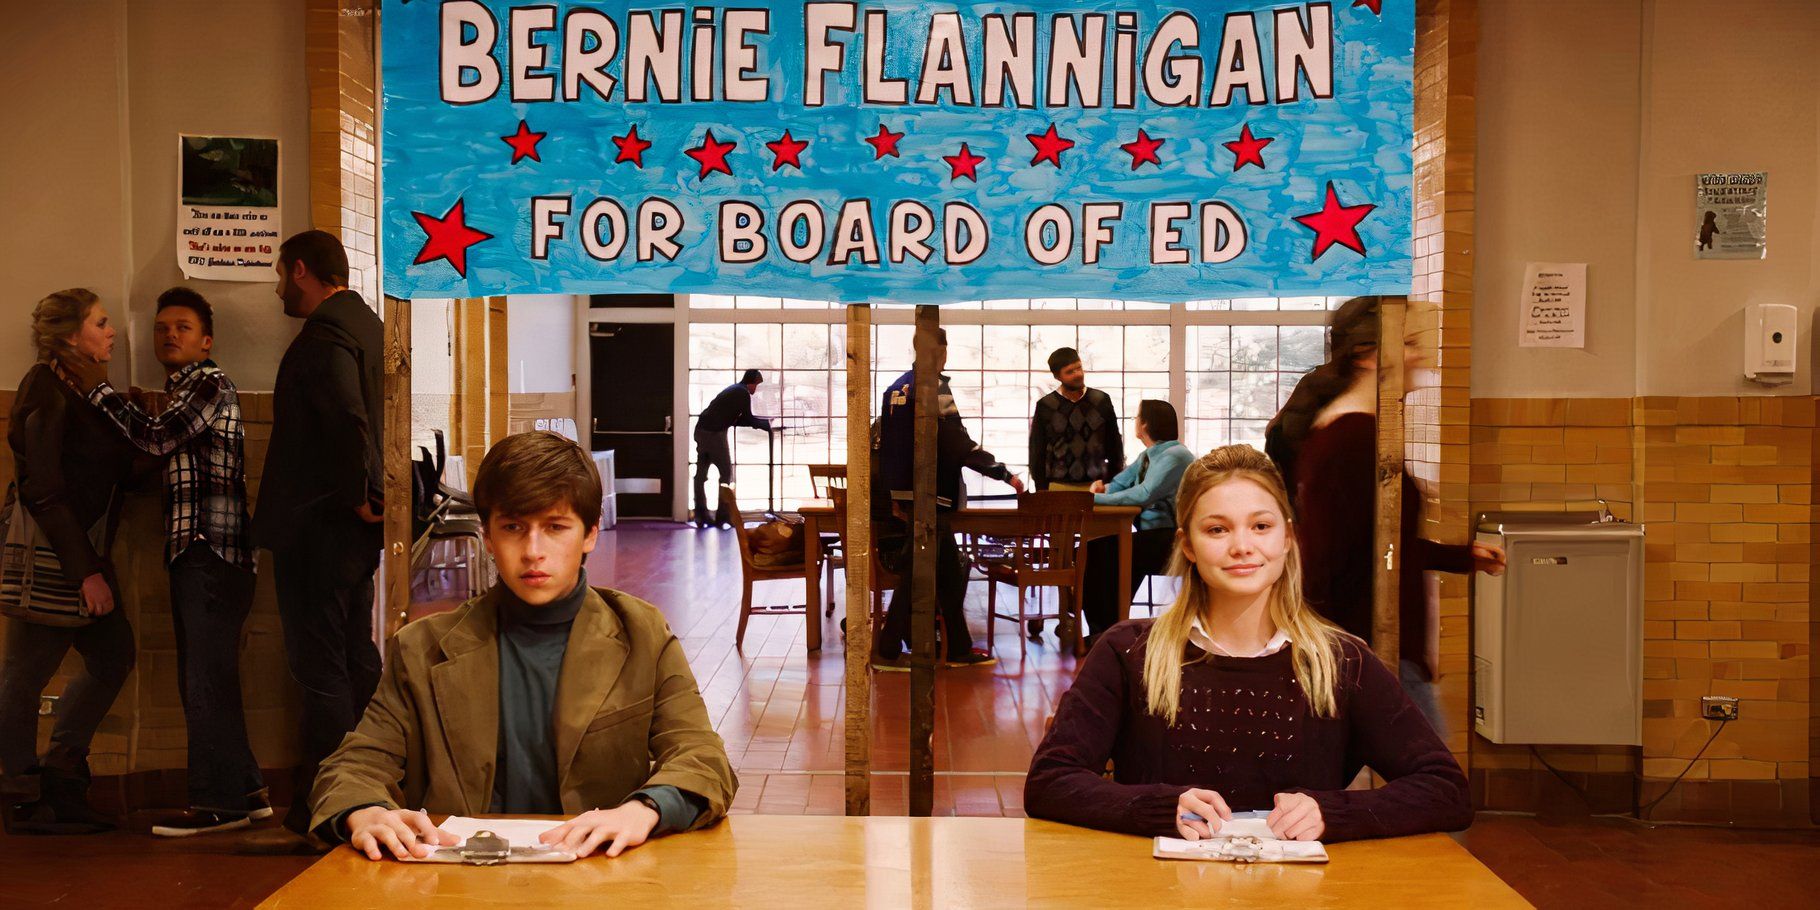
[
  {"x1": 169, "y1": 543, "x2": 263, "y2": 812},
  {"x1": 1398, "y1": 658, "x2": 1447, "y2": 742}
]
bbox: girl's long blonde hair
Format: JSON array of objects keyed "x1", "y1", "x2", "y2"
[{"x1": 1142, "y1": 444, "x2": 1344, "y2": 725}]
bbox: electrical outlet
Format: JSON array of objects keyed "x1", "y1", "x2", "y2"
[
  {"x1": 1701, "y1": 695, "x2": 1740, "y2": 720},
  {"x1": 38, "y1": 695, "x2": 57, "y2": 717}
]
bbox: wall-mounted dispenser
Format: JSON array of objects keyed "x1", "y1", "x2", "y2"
[{"x1": 1744, "y1": 303, "x2": 1797, "y2": 385}]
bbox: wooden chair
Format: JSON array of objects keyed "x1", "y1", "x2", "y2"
[
  {"x1": 722, "y1": 484, "x2": 808, "y2": 650},
  {"x1": 808, "y1": 465, "x2": 849, "y2": 615},
  {"x1": 806, "y1": 463, "x2": 847, "y2": 498},
  {"x1": 972, "y1": 491, "x2": 1093, "y2": 655}
]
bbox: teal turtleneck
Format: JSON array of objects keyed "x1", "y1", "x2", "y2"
[
  {"x1": 489, "y1": 570, "x2": 707, "y2": 833},
  {"x1": 491, "y1": 570, "x2": 589, "y2": 814}
]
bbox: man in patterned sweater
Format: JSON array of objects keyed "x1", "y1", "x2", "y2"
[
  {"x1": 1028, "y1": 347, "x2": 1124, "y2": 492},
  {"x1": 75, "y1": 287, "x2": 267, "y2": 837}
]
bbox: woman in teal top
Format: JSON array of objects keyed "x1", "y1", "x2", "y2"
[{"x1": 1080, "y1": 400, "x2": 1194, "y2": 646}]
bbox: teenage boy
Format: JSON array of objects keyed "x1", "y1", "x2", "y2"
[
  {"x1": 309, "y1": 431, "x2": 736, "y2": 861},
  {"x1": 77, "y1": 287, "x2": 268, "y2": 835}
]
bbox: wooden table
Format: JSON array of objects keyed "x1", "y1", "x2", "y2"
[
  {"x1": 259, "y1": 816, "x2": 1530, "y2": 909},
  {"x1": 796, "y1": 500, "x2": 1140, "y2": 654}
]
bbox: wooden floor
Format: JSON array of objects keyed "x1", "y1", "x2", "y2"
[
  {"x1": 5, "y1": 523, "x2": 1815, "y2": 908},
  {"x1": 590, "y1": 522, "x2": 1089, "y2": 816}
]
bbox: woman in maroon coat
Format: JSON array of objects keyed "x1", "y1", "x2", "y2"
[
  {"x1": 1265, "y1": 297, "x2": 1505, "y2": 738},
  {"x1": 1025, "y1": 446, "x2": 1472, "y2": 843}
]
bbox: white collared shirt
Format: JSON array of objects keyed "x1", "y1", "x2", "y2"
[{"x1": 1189, "y1": 620, "x2": 1293, "y2": 658}]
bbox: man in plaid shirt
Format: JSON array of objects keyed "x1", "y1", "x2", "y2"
[{"x1": 77, "y1": 287, "x2": 267, "y2": 837}]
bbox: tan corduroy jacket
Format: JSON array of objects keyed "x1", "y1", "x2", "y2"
[{"x1": 309, "y1": 585, "x2": 737, "y2": 836}]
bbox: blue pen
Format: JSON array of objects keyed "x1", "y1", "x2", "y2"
[{"x1": 1179, "y1": 809, "x2": 1271, "y2": 823}]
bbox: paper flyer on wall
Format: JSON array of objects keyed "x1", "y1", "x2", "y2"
[
  {"x1": 1518, "y1": 262, "x2": 1586, "y2": 349},
  {"x1": 177, "y1": 135, "x2": 281, "y2": 281},
  {"x1": 1694, "y1": 172, "x2": 1766, "y2": 260}
]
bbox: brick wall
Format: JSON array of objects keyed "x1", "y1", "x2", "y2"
[
  {"x1": 1410, "y1": 0, "x2": 1477, "y2": 768},
  {"x1": 1469, "y1": 397, "x2": 1812, "y2": 824}
]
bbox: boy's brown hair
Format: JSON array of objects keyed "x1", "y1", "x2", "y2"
[{"x1": 472, "y1": 431, "x2": 603, "y2": 530}]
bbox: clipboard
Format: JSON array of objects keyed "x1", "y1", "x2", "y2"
[
  {"x1": 400, "y1": 817, "x2": 579, "y2": 865},
  {"x1": 1153, "y1": 817, "x2": 1329, "y2": 864}
]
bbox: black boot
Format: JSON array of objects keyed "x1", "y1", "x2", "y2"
[
  {"x1": 7, "y1": 764, "x2": 113, "y2": 833},
  {"x1": 7, "y1": 764, "x2": 115, "y2": 835}
]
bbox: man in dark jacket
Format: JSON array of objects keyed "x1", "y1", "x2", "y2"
[
  {"x1": 252, "y1": 230, "x2": 385, "y2": 841},
  {"x1": 873, "y1": 330, "x2": 1022, "y2": 669},
  {"x1": 691, "y1": 369, "x2": 769, "y2": 528}
]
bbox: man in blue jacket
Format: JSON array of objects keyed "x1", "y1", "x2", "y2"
[{"x1": 873, "y1": 330, "x2": 1022, "y2": 668}]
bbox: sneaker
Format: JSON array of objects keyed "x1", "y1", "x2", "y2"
[
  {"x1": 944, "y1": 649, "x2": 997, "y2": 668},
  {"x1": 1026, "y1": 620, "x2": 1045, "y2": 641},
  {"x1": 246, "y1": 790, "x2": 274, "y2": 821},
  {"x1": 152, "y1": 809, "x2": 253, "y2": 838}
]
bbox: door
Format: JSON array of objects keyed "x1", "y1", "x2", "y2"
[{"x1": 590, "y1": 323, "x2": 674, "y2": 518}]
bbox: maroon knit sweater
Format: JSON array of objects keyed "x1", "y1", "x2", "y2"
[{"x1": 1025, "y1": 620, "x2": 1472, "y2": 842}]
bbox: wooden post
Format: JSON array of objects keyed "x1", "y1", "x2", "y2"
[
  {"x1": 382, "y1": 296, "x2": 413, "y2": 639},
  {"x1": 843, "y1": 304, "x2": 873, "y2": 816},
  {"x1": 1372, "y1": 298, "x2": 1407, "y2": 666},
  {"x1": 908, "y1": 305, "x2": 939, "y2": 817}
]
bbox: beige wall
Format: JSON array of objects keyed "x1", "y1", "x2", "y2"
[
  {"x1": 1475, "y1": 0, "x2": 1820, "y2": 398},
  {"x1": 0, "y1": 0, "x2": 311, "y2": 393},
  {"x1": 1634, "y1": 0, "x2": 1819, "y2": 397},
  {"x1": 0, "y1": 4, "x2": 134, "y2": 381}
]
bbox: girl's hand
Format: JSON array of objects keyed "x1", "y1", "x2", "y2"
[
  {"x1": 1174, "y1": 788, "x2": 1232, "y2": 841},
  {"x1": 1471, "y1": 541, "x2": 1507, "y2": 576},
  {"x1": 1266, "y1": 792, "x2": 1325, "y2": 841}
]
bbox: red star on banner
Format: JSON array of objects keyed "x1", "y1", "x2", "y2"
[
  {"x1": 1293, "y1": 182, "x2": 1377, "y2": 260},
  {"x1": 764, "y1": 131, "x2": 809, "y2": 171},
  {"x1": 943, "y1": 143, "x2": 986, "y2": 182},
  {"x1": 684, "y1": 129, "x2": 737, "y2": 179},
  {"x1": 1223, "y1": 124, "x2": 1275, "y2": 171},
  {"x1": 411, "y1": 199, "x2": 493, "y2": 277},
  {"x1": 612, "y1": 124, "x2": 652, "y2": 168},
  {"x1": 1353, "y1": 0, "x2": 1384, "y2": 15},
  {"x1": 1119, "y1": 129, "x2": 1165, "y2": 170},
  {"x1": 864, "y1": 123, "x2": 904, "y2": 159},
  {"x1": 500, "y1": 120, "x2": 546, "y2": 164},
  {"x1": 1026, "y1": 123, "x2": 1076, "y2": 167}
]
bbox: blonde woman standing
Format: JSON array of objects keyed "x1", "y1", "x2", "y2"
[
  {"x1": 1025, "y1": 445, "x2": 1471, "y2": 843},
  {"x1": 1, "y1": 289, "x2": 137, "y2": 834}
]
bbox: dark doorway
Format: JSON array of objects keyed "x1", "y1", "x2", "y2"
[{"x1": 590, "y1": 323, "x2": 675, "y2": 518}]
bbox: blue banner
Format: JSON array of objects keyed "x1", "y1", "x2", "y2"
[{"x1": 381, "y1": 0, "x2": 1412, "y2": 302}]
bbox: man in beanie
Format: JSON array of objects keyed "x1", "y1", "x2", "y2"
[{"x1": 692, "y1": 369, "x2": 770, "y2": 528}]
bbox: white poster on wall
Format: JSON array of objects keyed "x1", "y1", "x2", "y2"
[
  {"x1": 177, "y1": 135, "x2": 281, "y2": 281},
  {"x1": 1694, "y1": 172, "x2": 1767, "y2": 260},
  {"x1": 1518, "y1": 262, "x2": 1586, "y2": 349}
]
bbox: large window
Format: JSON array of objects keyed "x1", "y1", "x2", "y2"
[{"x1": 684, "y1": 296, "x2": 1343, "y2": 512}]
